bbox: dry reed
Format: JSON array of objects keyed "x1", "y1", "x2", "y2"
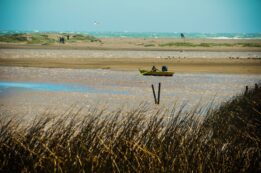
[{"x1": 0, "y1": 85, "x2": 260, "y2": 172}]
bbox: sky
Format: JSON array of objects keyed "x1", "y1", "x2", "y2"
[{"x1": 0, "y1": 0, "x2": 261, "y2": 33}]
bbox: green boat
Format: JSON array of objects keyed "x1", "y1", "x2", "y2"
[{"x1": 139, "y1": 69, "x2": 174, "y2": 76}]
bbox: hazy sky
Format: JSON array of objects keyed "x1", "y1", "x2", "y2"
[{"x1": 0, "y1": 0, "x2": 260, "y2": 33}]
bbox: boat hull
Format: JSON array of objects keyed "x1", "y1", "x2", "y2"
[{"x1": 139, "y1": 69, "x2": 174, "y2": 76}]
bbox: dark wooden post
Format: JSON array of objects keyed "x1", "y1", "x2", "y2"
[
  {"x1": 157, "y1": 83, "x2": 161, "y2": 104},
  {"x1": 151, "y1": 84, "x2": 157, "y2": 104},
  {"x1": 244, "y1": 85, "x2": 248, "y2": 95},
  {"x1": 255, "y1": 83, "x2": 258, "y2": 91}
]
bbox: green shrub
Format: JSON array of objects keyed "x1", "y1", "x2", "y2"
[
  {"x1": 236, "y1": 43, "x2": 261, "y2": 47},
  {"x1": 144, "y1": 43, "x2": 155, "y2": 47},
  {"x1": 70, "y1": 34, "x2": 101, "y2": 42},
  {"x1": 0, "y1": 34, "x2": 28, "y2": 42},
  {"x1": 198, "y1": 43, "x2": 211, "y2": 47},
  {"x1": 159, "y1": 42, "x2": 195, "y2": 47}
]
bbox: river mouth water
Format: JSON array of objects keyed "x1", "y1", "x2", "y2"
[
  {"x1": 0, "y1": 67, "x2": 260, "y2": 118},
  {"x1": 1, "y1": 49, "x2": 261, "y2": 59},
  {"x1": 0, "y1": 81, "x2": 128, "y2": 94}
]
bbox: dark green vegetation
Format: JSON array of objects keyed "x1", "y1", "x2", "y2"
[
  {"x1": 27, "y1": 34, "x2": 56, "y2": 45},
  {"x1": 0, "y1": 85, "x2": 260, "y2": 172},
  {"x1": 0, "y1": 33, "x2": 101, "y2": 45},
  {"x1": 67, "y1": 34, "x2": 101, "y2": 43},
  {"x1": 0, "y1": 34, "x2": 55, "y2": 45},
  {"x1": 160, "y1": 42, "x2": 195, "y2": 47},
  {"x1": 143, "y1": 43, "x2": 155, "y2": 47},
  {"x1": 0, "y1": 34, "x2": 28, "y2": 42},
  {"x1": 159, "y1": 42, "x2": 261, "y2": 47}
]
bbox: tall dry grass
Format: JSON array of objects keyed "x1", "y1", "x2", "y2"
[{"x1": 0, "y1": 85, "x2": 260, "y2": 172}]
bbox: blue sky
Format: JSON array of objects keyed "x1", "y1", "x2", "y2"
[{"x1": 0, "y1": 0, "x2": 260, "y2": 33}]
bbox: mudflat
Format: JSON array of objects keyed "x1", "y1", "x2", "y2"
[
  {"x1": 0, "y1": 56, "x2": 261, "y2": 74},
  {"x1": 0, "y1": 37, "x2": 261, "y2": 74}
]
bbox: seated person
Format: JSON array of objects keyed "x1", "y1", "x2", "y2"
[
  {"x1": 152, "y1": 66, "x2": 158, "y2": 72},
  {"x1": 162, "y1": 65, "x2": 168, "y2": 72}
]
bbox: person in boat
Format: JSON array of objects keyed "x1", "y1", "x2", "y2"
[
  {"x1": 151, "y1": 66, "x2": 158, "y2": 72},
  {"x1": 162, "y1": 65, "x2": 168, "y2": 72}
]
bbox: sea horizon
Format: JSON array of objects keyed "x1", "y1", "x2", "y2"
[{"x1": 0, "y1": 30, "x2": 261, "y2": 39}]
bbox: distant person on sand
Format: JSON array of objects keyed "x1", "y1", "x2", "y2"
[
  {"x1": 181, "y1": 33, "x2": 185, "y2": 43},
  {"x1": 59, "y1": 37, "x2": 65, "y2": 44}
]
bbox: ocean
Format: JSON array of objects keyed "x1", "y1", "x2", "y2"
[
  {"x1": 0, "y1": 31, "x2": 261, "y2": 39},
  {"x1": 88, "y1": 32, "x2": 261, "y2": 39}
]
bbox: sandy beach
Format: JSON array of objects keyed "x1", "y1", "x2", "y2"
[
  {"x1": 1, "y1": 55, "x2": 261, "y2": 74},
  {"x1": 1, "y1": 37, "x2": 261, "y2": 115},
  {"x1": 1, "y1": 37, "x2": 261, "y2": 74}
]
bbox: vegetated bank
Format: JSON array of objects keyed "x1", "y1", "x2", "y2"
[
  {"x1": 0, "y1": 84, "x2": 260, "y2": 172},
  {"x1": 0, "y1": 33, "x2": 101, "y2": 45}
]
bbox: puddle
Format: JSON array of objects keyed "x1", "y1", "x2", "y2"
[{"x1": 0, "y1": 81, "x2": 128, "y2": 95}]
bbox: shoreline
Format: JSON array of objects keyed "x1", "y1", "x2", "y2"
[
  {"x1": 1, "y1": 37, "x2": 261, "y2": 74},
  {"x1": 0, "y1": 57, "x2": 260, "y2": 74},
  {"x1": 1, "y1": 46, "x2": 261, "y2": 52},
  {"x1": 1, "y1": 37, "x2": 261, "y2": 52}
]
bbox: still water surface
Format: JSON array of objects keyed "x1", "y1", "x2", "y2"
[
  {"x1": 0, "y1": 67, "x2": 260, "y2": 116},
  {"x1": 0, "y1": 81, "x2": 128, "y2": 94}
]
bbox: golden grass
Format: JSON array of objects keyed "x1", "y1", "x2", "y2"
[{"x1": 0, "y1": 85, "x2": 260, "y2": 172}]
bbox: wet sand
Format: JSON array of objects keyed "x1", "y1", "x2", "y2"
[
  {"x1": 1, "y1": 66, "x2": 261, "y2": 119},
  {"x1": 1, "y1": 37, "x2": 261, "y2": 74},
  {"x1": 0, "y1": 38, "x2": 261, "y2": 118},
  {"x1": 0, "y1": 48, "x2": 261, "y2": 74}
]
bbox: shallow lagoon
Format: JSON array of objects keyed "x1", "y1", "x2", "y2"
[
  {"x1": 0, "y1": 81, "x2": 128, "y2": 94},
  {"x1": 0, "y1": 67, "x2": 260, "y2": 117},
  {"x1": 1, "y1": 49, "x2": 261, "y2": 59}
]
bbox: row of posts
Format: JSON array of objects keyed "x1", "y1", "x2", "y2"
[
  {"x1": 151, "y1": 83, "x2": 259, "y2": 105},
  {"x1": 245, "y1": 83, "x2": 259, "y2": 95}
]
